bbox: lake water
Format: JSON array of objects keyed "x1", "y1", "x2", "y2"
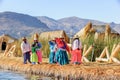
[
  {"x1": 0, "y1": 70, "x2": 27, "y2": 80},
  {"x1": 0, "y1": 69, "x2": 53, "y2": 80}
]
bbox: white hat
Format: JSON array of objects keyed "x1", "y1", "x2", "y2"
[
  {"x1": 34, "y1": 37, "x2": 37, "y2": 40},
  {"x1": 74, "y1": 35, "x2": 79, "y2": 38},
  {"x1": 59, "y1": 35, "x2": 64, "y2": 38}
]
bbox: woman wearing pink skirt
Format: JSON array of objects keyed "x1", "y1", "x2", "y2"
[{"x1": 34, "y1": 40, "x2": 42, "y2": 64}]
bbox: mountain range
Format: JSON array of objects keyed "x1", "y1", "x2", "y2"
[
  {"x1": 37, "y1": 16, "x2": 120, "y2": 36},
  {"x1": 0, "y1": 12, "x2": 49, "y2": 38},
  {"x1": 0, "y1": 11, "x2": 119, "y2": 38}
]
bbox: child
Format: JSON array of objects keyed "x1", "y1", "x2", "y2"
[{"x1": 31, "y1": 43, "x2": 38, "y2": 64}]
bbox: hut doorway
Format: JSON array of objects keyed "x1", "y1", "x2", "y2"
[{"x1": 1, "y1": 42, "x2": 7, "y2": 51}]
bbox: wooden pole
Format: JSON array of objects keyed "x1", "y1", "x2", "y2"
[
  {"x1": 112, "y1": 44, "x2": 117, "y2": 53},
  {"x1": 112, "y1": 57, "x2": 120, "y2": 64},
  {"x1": 3, "y1": 43, "x2": 11, "y2": 56},
  {"x1": 106, "y1": 47, "x2": 110, "y2": 59},
  {"x1": 110, "y1": 44, "x2": 120, "y2": 58},
  {"x1": 96, "y1": 58, "x2": 109, "y2": 62},
  {"x1": 109, "y1": 44, "x2": 120, "y2": 63},
  {"x1": 83, "y1": 44, "x2": 87, "y2": 54},
  {"x1": 96, "y1": 46, "x2": 110, "y2": 62},
  {"x1": 6, "y1": 45, "x2": 16, "y2": 57},
  {"x1": 99, "y1": 47, "x2": 106, "y2": 58},
  {"x1": 83, "y1": 56, "x2": 90, "y2": 62},
  {"x1": 83, "y1": 45, "x2": 93, "y2": 57}
]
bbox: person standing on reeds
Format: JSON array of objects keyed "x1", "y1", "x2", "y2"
[
  {"x1": 48, "y1": 39, "x2": 57, "y2": 64},
  {"x1": 33, "y1": 39, "x2": 42, "y2": 64},
  {"x1": 71, "y1": 36, "x2": 82, "y2": 65},
  {"x1": 30, "y1": 43, "x2": 38, "y2": 64},
  {"x1": 21, "y1": 37, "x2": 31, "y2": 64},
  {"x1": 55, "y1": 37, "x2": 70, "y2": 65}
]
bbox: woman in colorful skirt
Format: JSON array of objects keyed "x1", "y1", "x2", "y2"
[
  {"x1": 55, "y1": 37, "x2": 70, "y2": 65},
  {"x1": 33, "y1": 39, "x2": 42, "y2": 64},
  {"x1": 48, "y1": 39, "x2": 57, "y2": 64},
  {"x1": 71, "y1": 36, "x2": 82, "y2": 64},
  {"x1": 31, "y1": 43, "x2": 38, "y2": 64}
]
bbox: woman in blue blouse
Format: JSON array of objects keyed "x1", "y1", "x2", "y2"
[{"x1": 48, "y1": 40, "x2": 57, "y2": 64}]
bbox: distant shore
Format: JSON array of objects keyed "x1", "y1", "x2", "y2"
[{"x1": 0, "y1": 56, "x2": 120, "y2": 80}]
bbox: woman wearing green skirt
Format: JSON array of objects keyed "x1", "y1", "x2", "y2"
[{"x1": 31, "y1": 43, "x2": 38, "y2": 64}]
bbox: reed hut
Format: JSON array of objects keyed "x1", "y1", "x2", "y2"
[
  {"x1": 0, "y1": 34, "x2": 18, "y2": 56},
  {"x1": 39, "y1": 30, "x2": 70, "y2": 43},
  {"x1": 74, "y1": 22, "x2": 93, "y2": 40},
  {"x1": 75, "y1": 22, "x2": 119, "y2": 41},
  {"x1": 94, "y1": 24, "x2": 120, "y2": 41}
]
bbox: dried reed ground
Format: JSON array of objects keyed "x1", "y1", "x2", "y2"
[{"x1": 0, "y1": 55, "x2": 120, "y2": 80}]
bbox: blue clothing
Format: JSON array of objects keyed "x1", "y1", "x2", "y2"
[
  {"x1": 49, "y1": 41, "x2": 56, "y2": 52},
  {"x1": 23, "y1": 51, "x2": 31, "y2": 64},
  {"x1": 49, "y1": 41, "x2": 56, "y2": 64},
  {"x1": 55, "y1": 49, "x2": 69, "y2": 65},
  {"x1": 32, "y1": 62, "x2": 36, "y2": 64},
  {"x1": 49, "y1": 52, "x2": 56, "y2": 63},
  {"x1": 61, "y1": 40, "x2": 66, "y2": 49},
  {"x1": 36, "y1": 42, "x2": 42, "y2": 49}
]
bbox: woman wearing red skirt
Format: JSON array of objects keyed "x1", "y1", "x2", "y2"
[{"x1": 71, "y1": 36, "x2": 82, "y2": 64}]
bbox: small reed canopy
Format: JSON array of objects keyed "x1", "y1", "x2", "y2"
[{"x1": 39, "y1": 30, "x2": 70, "y2": 43}]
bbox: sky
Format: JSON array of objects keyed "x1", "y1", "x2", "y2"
[{"x1": 0, "y1": 0, "x2": 120, "y2": 23}]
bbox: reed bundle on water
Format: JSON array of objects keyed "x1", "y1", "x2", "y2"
[{"x1": 0, "y1": 56, "x2": 120, "y2": 80}]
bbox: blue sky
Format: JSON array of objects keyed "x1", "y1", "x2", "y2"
[{"x1": 0, "y1": 0, "x2": 120, "y2": 23}]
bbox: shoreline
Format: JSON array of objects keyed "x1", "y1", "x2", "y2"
[{"x1": 0, "y1": 57, "x2": 120, "y2": 80}]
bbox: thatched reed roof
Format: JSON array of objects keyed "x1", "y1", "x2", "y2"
[
  {"x1": 0, "y1": 34, "x2": 18, "y2": 55},
  {"x1": 0, "y1": 34, "x2": 17, "y2": 47},
  {"x1": 74, "y1": 22, "x2": 92, "y2": 39},
  {"x1": 39, "y1": 30, "x2": 70, "y2": 43},
  {"x1": 93, "y1": 24, "x2": 117, "y2": 33},
  {"x1": 74, "y1": 22, "x2": 119, "y2": 40},
  {"x1": 0, "y1": 34, "x2": 17, "y2": 42}
]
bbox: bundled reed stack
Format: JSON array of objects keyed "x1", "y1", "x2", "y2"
[
  {"x1": 104, "y1": 24, "x2": 111, "y2": 42},
  {"x1": 0, "y1": 57, "x2": 120, "y2": 80},
  {"x1": 109, "y1": 44, "x2": 120, "y2": 63}
]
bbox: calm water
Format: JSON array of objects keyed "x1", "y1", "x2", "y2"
[
  {"x1": 0, "y1": 69, "x2": 53, "y2": 80},
  {"x1": 0, "y1": 70, "x2": 27, "y2": 80}
]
